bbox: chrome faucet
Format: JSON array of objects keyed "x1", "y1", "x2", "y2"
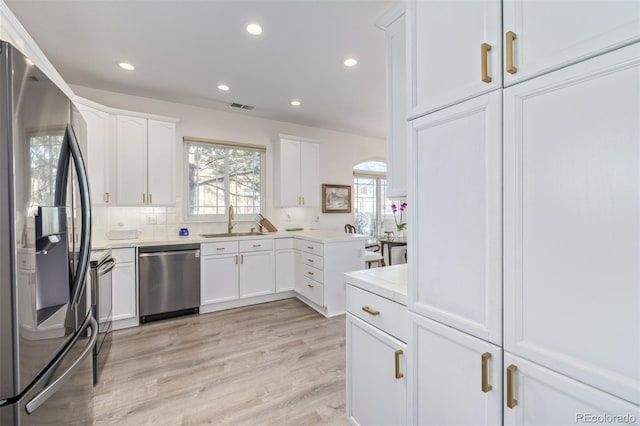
[{"x1": 228, "y1": 205, "x2": 236, "y2": 233}]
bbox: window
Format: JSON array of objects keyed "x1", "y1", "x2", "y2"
[
  {"x1": 353, "y1": 161, "x2": 392, "y2": 236},
  {"x1": 29, "y1": 129, "x2": 64, "y2": 211},
  {"x1": 186, "y1": 140, "x2": 264, "y2": 219}
]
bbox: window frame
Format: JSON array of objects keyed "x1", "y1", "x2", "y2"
[
  {"x1": 353, "y1": 161, "x2": 391, "y2": 237},
  {"x1": 183, "y1": 140, "x2": 265, "y2": 223}
]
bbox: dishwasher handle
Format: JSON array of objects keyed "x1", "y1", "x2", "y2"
[{"x1": 139, "y1": 249, "x2": 200, "y2": 258}]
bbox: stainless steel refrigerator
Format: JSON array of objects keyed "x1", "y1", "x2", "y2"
[{"x1": 0, "y1": 41, "x2": 96, "y2": 425}]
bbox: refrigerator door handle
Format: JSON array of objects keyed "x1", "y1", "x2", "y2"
[
  {"x1": 96, "y1": 258, "x2": 116, "y2": 276},
  {"x1": 66, "y1": 124, "x2": 92, "y2": 308},
  {"x1": 25, "y1": 316, "x2": 97, "y2": 414}
]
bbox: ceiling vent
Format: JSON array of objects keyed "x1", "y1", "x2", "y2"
[{"x1": 230, "y1": 102, "x2": 255, "y2": 111}]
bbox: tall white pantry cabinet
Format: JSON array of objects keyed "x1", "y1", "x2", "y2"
[{"x1": 407, "y1": 0, "x2": 640, "y2": 424}]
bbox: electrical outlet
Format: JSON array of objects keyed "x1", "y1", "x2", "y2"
[{"x1": 146, "y1": 215, "x2": 158, "y2": 224}]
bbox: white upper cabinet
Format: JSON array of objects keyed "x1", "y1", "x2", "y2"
[
  {"x1": 299, "y1": 141, "x2": 320, "y2": 207},
  {"x1": 76, "y1": 103, "x2": 112, "y2": 205},
  {"x1": 116, "y1": 115, "x2": 176, "y2": 206},
  {"x1": 503, "y1": 0, "x2": 640, "y2": 86},
  {"x1": 409, "y1": 91, "x2": 502, "y2": 345},
  {"x1": 503, "y1": 353, "x2": 640, "y2": 425},
  {"x1": 273, "y1": 135, "x2": 320, "y2": 207},
  {"x1": 378, "y1": 5, "x2": 407, "y2": 198},
  {"x1": 503, "y1": 44, "x2": 640, "y2": 405},
  {"x1": 116, "y1": 115, "x2": 147, "y2": 205},
  {"x1": 147, "y1": 119, "x2": 176, "y2": 205},
  {"x1": 407, "y1": 0, "x2": 501, "y2": 120}
]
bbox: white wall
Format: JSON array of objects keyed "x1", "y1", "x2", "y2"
[{"x1": 72, "y1": 85, "x2": 386, "y2": 240}]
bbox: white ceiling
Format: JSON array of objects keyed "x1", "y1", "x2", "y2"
[{"x1": 6, "y1": 0, "x2": 394, "y2": 139}]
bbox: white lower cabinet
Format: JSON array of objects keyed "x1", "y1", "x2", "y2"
[
  {"x1": 503, "y1": 352, "x2": 640, "y2": 426},
  {"x1": 200, "y1": 240, "x2": 274, "y2": 305},
  {"x1": 201, "y1": 253, "x2": 239, "y2": 304},
  {"x1": 239, "y1": 250, "x2": 274, "y2": 298},
  {"x1": 111, "y1": 248, "x2": 137, "y2": 328},
  {"x1": 295, "y1": 239, "x2": 363, "y2": 316},
  {"x1": 275, "y1": 238, "x2": 296, "y2": 292},
  {"x1": 347, "y1": 313, "x2": 407, "y2": 426},
  {"x1": 408, "y1": 312, "x2": 502, "y2": 426}
]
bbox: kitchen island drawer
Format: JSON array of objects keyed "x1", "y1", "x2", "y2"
[
  {"x1": 298, "y1": 276, "x2": 324, "y2": 306},
  {"x1": 302, "y1": 253, "x2": 323, "y2": 269},
  {"x1": 301, "y1": 264, "x2": 323, "y2": 284},
  {"x1": 346, "y1": 284, "x2": 408, "y2": 343},
  {"x1": 201, "y1": 241, "x2": 239, "y2": 256},
  {"x1": 295, "y1": 239, "x2": 324, "y2": 256},
  {"x1": 239, "y1": 239, "x2": 274, "y2": 252}
]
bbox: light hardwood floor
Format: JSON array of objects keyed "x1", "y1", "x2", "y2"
[{"x1": 93, "y1": 298, "x2": 349, "y2": 425}]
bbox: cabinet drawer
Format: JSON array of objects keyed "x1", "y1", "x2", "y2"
[
  {"x1": 112, "y1": 247, "x2": 135, "y2": 264},
  {"x1": 239, "y1": 239, "x2": 274, "y2": 253},
  {"x1": 298, "y1": 276, "x2": 324, "y2": 306},
  {"x1": 295, "y1": 239, "x2": 323, "y2": 256},
  {"x1": 201, "y1": 241, "x2": 239, "y2": 256},
  {"x1": 275, "y1": 238, "x2": 295, "y2": 250},
  {"x1": 301, "y1": 253, "x2": 323, "y2": 269},
  {"x1": 346, "y1": 284, "x2": 408, "y2": 343},
  {"x1": 301, "y1": 264, "x2": 323, "y2": 284}
]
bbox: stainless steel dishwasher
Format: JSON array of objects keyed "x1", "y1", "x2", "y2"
[{"x1": 138, "y1": 244, "x2": 200, "y2": 323}]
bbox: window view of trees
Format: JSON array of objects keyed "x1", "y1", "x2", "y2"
[
  {"x1": 187, "y1": 143, "x2": 263, "y2": 217},
  {"x1": 29, "y1": 130, "x2": 64, "y2": 211}
]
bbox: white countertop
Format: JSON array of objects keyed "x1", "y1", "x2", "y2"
[
  {"x1": 344, "y1": 264, "x2": 407, "y2": 305},
  {"x1": 92, "y1": 230, "x2": 369, "y2": 249}
]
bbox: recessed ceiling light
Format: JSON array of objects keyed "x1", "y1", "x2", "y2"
[
  {"x1": 343, "y1": 58, "x2": 358, "y2": 67},
  {"x1": 290, "y1": 100, "x2": 301, "y2": 106},
  {"x1": 246, "y1": 23, "x2": 263, "y2": 36},
  {"x1": 117, "y1": 62, "x2": 135, "y2": 71},
  {"x1": 218, "y1": 84, "x2": 230, "y2": 91}
]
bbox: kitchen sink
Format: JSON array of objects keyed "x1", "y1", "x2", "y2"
[{"x1": 200, "y1": 232, "x2": 266, "y2": 238}]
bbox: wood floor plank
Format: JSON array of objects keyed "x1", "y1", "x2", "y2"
[{"x1": 93, "y1": 298, "x2": 348, "y2": 425}]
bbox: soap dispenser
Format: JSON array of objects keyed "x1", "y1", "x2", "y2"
[{"x1": 310, "y1": 216, "x2": 320, "y2": 230}]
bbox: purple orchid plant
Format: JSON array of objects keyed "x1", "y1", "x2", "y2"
[{"x1": 391, "y1": 201, "x2": 407, "y2": 231}]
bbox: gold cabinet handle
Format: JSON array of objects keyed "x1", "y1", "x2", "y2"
[
  {"x1": 307, "y1": 284, "x2": 315, "y2": 288},
  {"x1": 302, "y1": 197, "x2": 305, "y2": 205},
  {"x1": 307, "y1": 259, "x2": 314, "y2": 263},
  {"x1": 507, "y1": 364, "x2": 518, "y2": 408},
  {"x1": 235, "y1": 255, "x2": 238, "y2": 264},
  {"x1": 361, "y1": 306, "x2": 380, "y2": 316},
  {"x1": 307, "y1": 271, "x2": 314, "y2": 276},
  {"x1": 149, "y1": 193, "x2": 152, "y2": 204},
  {"x1": 105, "y1": 192, "x2": 110, "y2": 203},
  {"x1": 395, "y1": 350, "x2": 404, "y2": 379},
  {"x1": 506, "y1": 31, "x2": 518, "y2": 74},
  {"x1": 253, "y1": 244, "x2": 262, "y2": 248},
  {"x1": 481, "y1": 352, "x2": 492, "y2": 392},
  {"x1": 216, "y1": 247, "x2": 225, "y2": 251},
  {"x1": 307, "y1": 246, "x2": 314, "y2": 250},
  {"x1": 481, "y1": 43, "x2": 492, "y2": 83},
  {"x1": 142, "y1": 193, "x2": 146, "y2": 203},
  {"x1": 240, "y1": 255, "x2": 244, "y2": 264}
]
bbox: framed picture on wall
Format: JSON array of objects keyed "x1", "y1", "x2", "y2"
[{"x1": 322, "y1": 184, "x2": 352, "y2": 213}]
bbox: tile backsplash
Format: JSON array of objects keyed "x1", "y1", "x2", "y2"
[{"x1": 92, "y1": 197, "x2": 264, "y2": 241}]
